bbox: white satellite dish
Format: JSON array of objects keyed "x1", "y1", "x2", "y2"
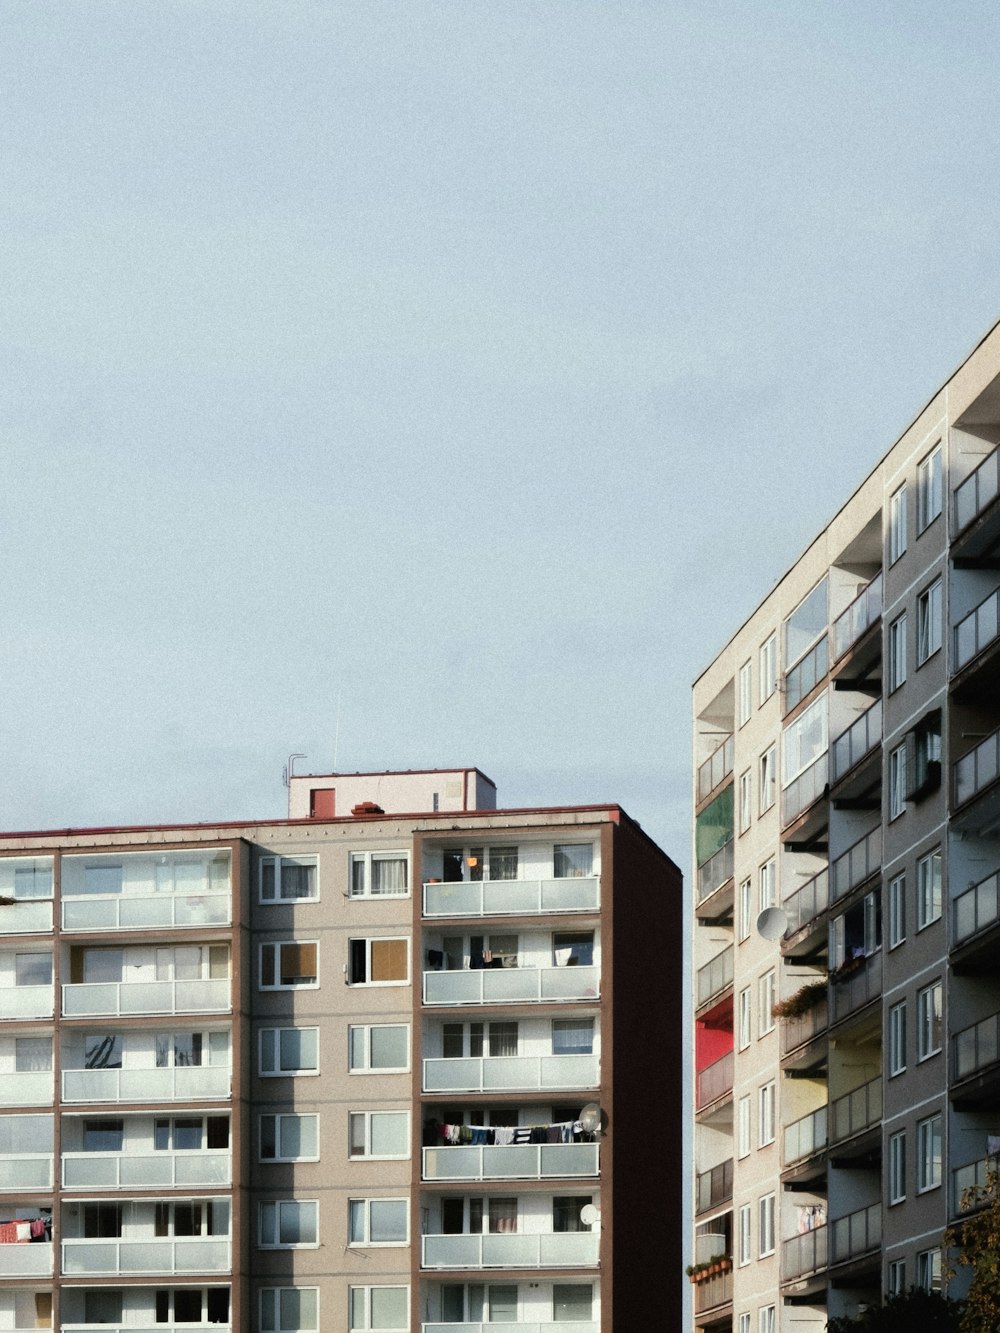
[
  {"x1": 756, "y1": 906, "x2": 788, "y2": 941},
  {"x1": 580, "y1": 1204, "x2": 599, "y2": 1227},
  {"x1": 579, "y1": 1103, "x2": 602, "y2": 1134}
]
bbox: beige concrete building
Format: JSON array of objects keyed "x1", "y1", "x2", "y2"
[
  {"x1": 692, "y1": 320, "x2": 1000, "y2": 1330},
  {"x1": 0, "y1": 767, "x2": 684, "y2": 1331}
]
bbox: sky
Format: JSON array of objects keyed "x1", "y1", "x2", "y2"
[{"x1": 3, "y1": 1, "x2": 1000, "y2": 869}]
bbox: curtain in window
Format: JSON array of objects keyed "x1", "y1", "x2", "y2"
[{"x1": 372, "y1": 856, "x2": 407, "y2": 896}]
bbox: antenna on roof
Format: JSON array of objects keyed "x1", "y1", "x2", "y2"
[{"x1": 283, "y1": 754, "x2": 306, "y2": 788}]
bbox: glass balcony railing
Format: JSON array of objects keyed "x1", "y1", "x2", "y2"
[
  {"x1": 697, "y1": 841, "x2": 734, "y2": 902},
  {"x1": 62, "y1": 978, "x2": 231, "y2": 1019},
  {"x1": 955, "y1": 871, "x2": 1000, "y2": 946},
  {"x1": 696, "y1": 1051, "x2": 734, "y2": 1109},
  {"x1": 830, "y1": 952, "x2": 882, "y2": 1024},
  {"x1": 423, "y1": 966, "x2": 599, "y2": 1007},
  {"x1": 833, "y1": 575, "x2": 883, "y2": 661},
  {"x1": 421, "y1": 1231, "x2": 599, "y2": 1269},
  {"x1": 62, "y1": 1326, "x2": 231, "y2": 1333},
  {"x1": 830, "y1": 828, "x2": 881, "y2": 903},
  {"x1": 422, "y1": 1054, "x2": 599, "y2": 1095},
  {"x1": 830, "y1": 1203, "x2": 880, "y2": 1264},
  {"x1": 784, "y1": 638, "x2": 829, "y2": 715},
  {"x1": 695, "y1": 1158, "x2": 733, "y2": 1213},
  {"x1": 955, "y1": 587, "x2": 1000, "y2": 672},
  {"x1": 955, "y1": 727, "x2": 1000, "y2": 807},
  {"x1": 953, "y1": 1158, "x2": 991, "y2": 1215},
  {"x1": 0, "y1": 900, "x2": 53, "y2": 934},
  {"x1": 955, "y1": 443, "x2": 1000, "y2": 533},
  {"x1": 784, "y1": 1106, "x2": 827, "y2": 1165},
  {"x1": 62, "y1": 1066, "x2": 232, "y2": 1104},
  {"x1": 423, "y1": 877, "x2": 599, "y2": 919},
  {"x1": 698, "y1": 736, "x2": 734, "y2": 803},
  {"x1": 831, "y1": 700, "x2": 882, "y2": 784},
  {"x1": 422, "y1": 1142, "x2": 598, "y2": 1182},
  {"x1": 61, "y1": 1236, "x2": 231, "y2": 1275},
  {"x1": 781, "y1": 996, "x2": 829, "y2": 1055},
  {"x1": 423, "y1": 1324, "x2": 596, "y2": 1333},
  {"x1": 783, "y1": 869, "x2": 829, "y2": 936},
  {"x1": 63, "y1": 1149, "x2": 232, "y2": 1190},
  {"x1": 62, "y1": 892, "x2": 231, "y2": 933},
  {"x1": 0, "y1": 985, "x2": 54, "y2": 1020},
  {"x1": 782, "y1": 1224, "x2": 827, "y2": 1281},
  {"x1": 0, "y1": 1155, "x2": 53, "y2": 1190},
  {"x1": 782, "y1": 754, "x2": 828, "y2": 828},
  {"x1": 0, "y1": 1072, "x2": 54, "y2": 1107},
  {"x1": 953, "y1": 1009, "x2": 1000, "y2": 1081},
  {"x1": 696, "y1": 948, "x2": 734, "y2": 1008},
  {"x1": 0, "y1": 1243, "x2": 53, "y2": 1276},
  {"x1": 829, "y1": 1077, "x2": 882, "y2": 1144},
  {"x1": 60, "y1": 850, "x2": 231, "y2": 933}
]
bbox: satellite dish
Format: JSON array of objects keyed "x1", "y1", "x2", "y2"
[
  {"x1": 580, "y1": 1204, "x2": 599, "y2": 1227},
  {"x1": 579, "y1": 1103, "x2": 602, "y2": 1134},
  {"x1": 756, "y1": 907, "x2": 788, "y2": 941}
]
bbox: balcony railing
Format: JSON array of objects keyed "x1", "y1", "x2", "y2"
[
  {"x1": 62, "y1": 892, "x2": 231, "y2": 933},
  {"x1": 954, "y1": 1009, "x2": 1000, "y2": 1081},
  {"x1": 784, "y1": 1106, "x2": 827, "y2": 1165},
  {"x1": 0, "y1": 1072, "x2": 53, "y2": 1107},
  {"x1": 953, "y1": 1158, "x2": 991, "y2": 1216},
  {"x1": 955, "y1": 727, "x2": 1000, "y2": 807},
  {"x1": 785, "y1": 638, "x2": 829, "y2": 714},
  {"x1": 0, "y1": 984, "x2": 54, "y2": 1019},
  {"x1": 696, "y1": 1051, "x2": 734, "y2": 1110},
  {"x1": 955, "y1": 588, "x2": 1000, "y2": 673},
  {"x1": 831, "y1": 828, "x2": 881, "y2": 903},
  {"x1": 782, "y1": 1224, "x2": 827, "y2": 1281},
  {"x1": 955, "y1": 443, "x2": 1000, "y2": 533},
  {"x1": 63, "y1": 1149, "x2": 232, "y2": 1190},
  {"x1": 0, "y1": 900, "x2": 53, "y2": 934},
  {"x1": 783, "y1": 869, "x2": 829, "y2": 936},
  {"x1": 954, "y1": 871, "x2": 1000, "y2": 946},
  {"x1": 830, "y1": 1203, "x2": 880, "y2": 1263},
  {"x1": 0, "y1": 1155, "x2": 53, "y2": 1190},
  {"x1": 62, "y1": 978, "x2": 230, "y2": 1018},
  {"x1": 696, "y1": 948, "x2": 734, "y2": 1008},
  {"x1": 423, "y1": 966, "x2": 599, "y2": 1007},
  {"x1": 831, "y1": 700, "x2": 882, "y2": 784},
  {"x1": 781, "y1": 996, "x2": 828, "y2": 1055},
  {"x1": 422, "y1": 1143, "x2": 598, "y2": 1182},
  {"x1": 695, "y1": 1158, "x2": 733, "y2": 1213},
  {"x1": 62, "y1": 1066, "x2": 232, "y2": 1104},
  {"x1": 693, "y1": 1268, "x2": 733, "y2": 1314},
  {"x1": 62, "y1": 1327, "x2": 231, "y2": 1333},
  {"x1": 423, "y1": 1054, "x2": 598, "y2": 1095},
  {"x1": 61, "y1": 1236, "x2": 231, "y2": 1275},
  {"x1": 698, "y1": 736, "x2": 734, "y2": 802},
  {"x1": 833, "y1": 574, "x2": 883, "y2": 661},
  {"x1": 830, "y1": 952, "x2": 882, "y2": 1024},
  {"x1": 423, "y1": 1324, "x2": 596, "y2": 1333},
  {"x1": 697, "y1": 841, "x2": 734, "y2": 902},
  {"x1": 421, "y1": 1231, "x2": 599, "y2": 1269},
  {"x1": 423, "y1": 877, "x2": 599, "y2": 919},
  {"x1": 829, "y1": 1077, "x2": 882, "y2": 1144},
  {"x1": 0, "y1": 1242, "x2": 53, "y2": 1276},
  {"x1": 782, "y1": 755, "x2": 828, "y2": 828}
]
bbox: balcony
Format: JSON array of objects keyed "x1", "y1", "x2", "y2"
[
  {"x1": 830, "y1": 828, "x2": 881, "y2": 904},
  {"x1": 62, "y1": 977, "x2": 230, "y2": 1019},
  {"x1": 784, "y1": 1106, "x2": 827, "y2": 1166},
  {"x1": 956, "y1": 586, "x2": 1000, "y2": 673},
  {"x1": 785, "y1": 638, "x2": 829, "y2": 715},
  {"x1": 423, "y1": 878, "x2": 599, "y2": 919},
  {"x1": 0, "y1": 1072, "x2": 53, "y2": 1107},
  {"x1": 696, "y1": 948, "x2": 733, "y2": 1010},
  {"x1": 830, "y1": 1202, "x2": 880, "y2": 1264},
  {"x1": 62, "y1": 1066, "x2": 232, "y2": 1104},
  {"x1": 0, "y1": 985, "x2": 53, "y2": 1020},
  {"x1": 782, "y1": 1223, "x2": 827, "y2": 1282},
  {"x1": 695, "y1": 1159, "x2": 733, "y2": 1214},
  {"x1": 953, "y1": 1009, "x2": 1000, "y2": 1084},
  {"x1": 0, "y1": 900, "x2": 53, "y2": 934},
  {"x1": 423, "y1": 1325, "x2": 596, "y2": 1333},
  {"x1": 423, "y1": 1142, "x2": 598, "y2": 1183},
  {"x1": 0, "y1": 1155, "x2": 53, "y2": 1190},
  {"x1": 833, "y1": 575, "x2": 883, "y2": 663},
  {"x1": 952, "y1": 871, "x2": 1000, "y2": 972},
  {"x1": 952, "y1": 1157, "x2": 991, "y2": 1217},
  {"x1": 423, "y1": 1054, "x2": 598, "y2": 1095},
  {"x1": 781, "y1": 996, "x2": 828, "y2": 1058},
  {"x1": 829, "y1": 1077, "x2": 881, "y2": 1145},
  {"x1": 955, "y1": 727, "x2": 1000, "y2": 809},
  {"x1": 783, "y1": 869, "x2": 829, "y2": 948},
  {"x1": 831, "y1": 700, "x2": 882, "y2": 786},
  {"x1": 696, "y1": 1051, "x2": 734, "y2": 1111},
  {"x1": 698, "y1": 736, "x2": 734, "y2": 804},
  {"x1": 63, "y1": 1327, "x2": 231, "y2": 1333},
  {"x1": 423, "y1": 966, "x2": 599, "y2": 1008},
  {"x1": 421, "y1": 1231, "x2": 599, "y2": 1269},
  {"x1": 62, "y1": 1236, "x2": 231, "y2": 1275},
  {"x1": 830, "y1": 952, "x2": 881, "y2": 1025},
  {"x1": 697, "y1": 840, "x2": 734, "y2": 904},
  {"x1": 63, "y1": 1148, "x2": 232, "y2": 1190},
  {"x1": 60, "y1": 851, "x2": 231, "y2": 933},
  {"x1": 0, "y1": 1242, "x2": 53, "y2": 1276},
  {"x1": 693, "y1": 1268, "x2": 733, "y2": 1316},
  {"x1": 782, "y1": 755, "x2": 828, "y2": 830},
  {"x1": 955, "y1": 442, "x2": 1000, "y2": 534}
]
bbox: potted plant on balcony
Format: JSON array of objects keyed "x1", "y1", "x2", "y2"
[{"x1": 771, "y1": 980, "x2": 827, "y2": 1021}]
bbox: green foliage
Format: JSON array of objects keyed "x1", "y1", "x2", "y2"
[
  {"x1": 826, "y1": 1288, "x2": 963, "y2": 1332},
  {"x1": 944, "y1": 1164, "x2": 1000, "y2": 1333}
]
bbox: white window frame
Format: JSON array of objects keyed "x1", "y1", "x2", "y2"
[
  {"x1": 260, "y1": 1287, "x2": 319, "y2": 1333},
  {"x1": 917, "y1": 444, "x2": 943, "y2": 533},
  {"x1": 738, "y1": 987, "x2": 752, "y2": 1051},
  {"x1": 348, "y1": 1024, "x2": 410, "y2": 1074},
  {"x1": 888, "y1": 1001, "x2": 906, "y2": 1077},
  {"x1": 259, "y1": 941, "x2": 319, "y2": 991},
  {"x1": 888, "y1": 873, "x2": 906, "y2": 949},
  {"x1": 917, "y1": 1113, "x2": 943, "y2": 1193},
  {"x1": 917, "y1": 980, "x2": 943, "y2": 1061},
  {"x1": 889, "y1": 744, "x2": 907, "y2": 820},
  {"x1": 739, "y1": 770, "x2": 752, "y2": 834},
  {"x1": 349, "y1": 851, "x2": 410, "y2": 899},
  {"x1": 758, "y1": 1305, "x2": 776, "y2": 1333},
  {"x1": 888, "y1": 613, "x2": 907, "y2": 692},
  {"x1": 759, "y1": 857, "x2": 776, "y2": 911},
  {"x1": 738, "y1": 1202, "x2": 751, "y2": 1264},
  {"x1": 258, "y1": 1199, "x2": 319, "y2": 1249},
  {"x1": 888, "y1": 1129, "x2": 906, "y2": 1204},
  {"x1": 348, "y1": 1286, "x2": 409, "y2": 1332},
  {"x1": 737, "y1": 1096, "x2": 751, "y2": 1159},
  {"x1": 740, "y1": 1315, "x2": 752, "y2": 1333},
  {"x1": 758, "y1": 970, "x2": 776, "y2": 1036},
  {"x1": 758, "y1": 1082, "x2": 775, "y2": 1147},
  {"x1": 259, "y1": 855, "x2": 318, "y2": 904},
  {"x1": 889, "y1": 484, "x2": 908, "y2": 564},
  {"x1": 349, "y1": 1111, "x2": 410, "y2": 1161},
  {"x1": 916, "y1": 848, "x2": 942, "y2": 928},
  {"x1": 259, "y1": 1028, "x2": 319, "y2": 1078},
  {"x1": 917, "y1": 1248, "x2": 942, "y2": 1292},
  {"x1": 347, "y1": 937, "x2": 410, "y2": 987},
  {"x1": 760, "y1": 635, "x2": 777, "y2": 704},
  {"x1": 916, "y1": 578, "x2": 943, "y2": 664},
  {"x1": 259, "y1": 1113, "x2": 320, "y2": 1163},
  {"x1": 758, "y1": 1194, "x2": 775, "y2": 1257},
  {"x1": 738, "y1": 878, "x2": 752, "y2": 942},
  {"x1": 348, "y1": 1197, "x2": 409, "y2": 1247},
  {"x1": 888, "y1": 1259, "x2": 906, "y2": 1296},
  {"x1": 739, "y1": 660, "x2": 753, "y2": 727},
  {"x1": 759, "y1": 747, "x2": 776, "y2": 815}
]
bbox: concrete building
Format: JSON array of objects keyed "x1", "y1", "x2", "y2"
[
  {"x1": 692, "y1": 319, "x2": 1000, "y2": 1331},
  {"x1": 0, "y1": 768, "x2": 683, "y2": 1331}
]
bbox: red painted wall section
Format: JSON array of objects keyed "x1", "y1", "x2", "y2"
[{"x1": 696, "y1": 996, "x2": 733, "y2": 1071}]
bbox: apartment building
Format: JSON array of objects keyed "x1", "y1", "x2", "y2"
[
  {"x1": 692, "y1": 319, "x2": 1000, "y2": 1331},
  {"x1": 0, "y1": 767, "x2": 683, "y2": 1331}
]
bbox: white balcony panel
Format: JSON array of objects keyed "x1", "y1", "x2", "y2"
[
  {"x1": 0, "y1": 1072, "x2": 53, "y2": 1107},
  {"x1": 63, "y1": 1149, "x2": 232, "y2": 1190},
  {"x1": 424, "y1": 878, "x2": 599, "y2": 919},
  {"x1": 423, "y1": 1054, "x2": 598, "y2": 1094},
  {"x1": 62, "y1": 1327, "x2": 230, "y2": 1333},
  {"x1": 422, "y1": 1231, "x2": 599, "y2": 1269},
  {"x1": 62, "y1": 892, "x2": 231, "y2": 933},
  {"x1": 423, "y1": 1143, "x2": 599, "y2": 1181},
  {"x1": 0, "y1": 900, "x2": 53, "y2": 934},
  {"x1": 0, "y1": 1242, "x2": 53, "y2": 1276},
  {"x1": 62, "y1": 978, "x2": 230, "y2": 1018},
  {"x1": 423, "y1": 967, "x2": 600, "y2": 1006},
  {"x1": 62, "y1": 1236, "x2": 231, "y2": 1275},
  {"x1": 0, "y1": 985, "x2": 54, "y2": 1019},
  {"x1": 0, "y1": 1155, "x2": 53, "y2": 1190},
  {"x1": 423, "y1": 1324, "x2": 596, "y2": 1333},
  {"x1": 62, "y1": 1066, "x2": 231, "y2": 1104}
]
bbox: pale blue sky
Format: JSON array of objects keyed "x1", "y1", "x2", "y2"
[{"x1": 3, "y1": 1, "x2": 1000, "y2": 866}]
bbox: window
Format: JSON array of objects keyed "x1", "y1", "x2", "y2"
[
  {"x1": 888, "y1": 1259, "x2": 906, "y2": 1296},
  {"x1": 759, "y1": 747, "x2": 776, "y2": 814},
  {"x1": 758, "y1": 1194, "x2": 775, "y2": 1256},
  {"x1": 781, "y1": 695, "x2": 827, "y2": 788},
  {"x1": 83, "y1": 1117, "x2": 124, "y2": 1152},
  {"x1": 350, "y1": 851, "x2": 409, "y2": 898},
  {"x1": 917, "y1": 445, "x2": 943, "y2": 532},
  {"x1": 15, "y1": 952, "x2": 52, "y2": 987},
  {"x1": 156, "y1": 1291, "x2": 228, "y2": 1325},
  {"x1": 554, "y1": 844, "x2": 593, "y2": 878},
  {"x1": 916, "y1": 848, "x2": 942, "y2": 928},
  {"x1": 15, "y1": 1036, "x2": 52, "y2": 1072},
  {"x1": 739, "y1": 661, "x2": 753, "y2": 727},
  {"x1": 552, "y1": 1018, "x2": 593, "y2": 1056},
  {"x1": 155, "y1": 1116, "x2": 227, "y2": 1151},
  {"x1": 740, "y1": 1316, "x2": 752, "y2": 1333},
  {"x1": 759, "y1": 858, "x2": 776, "y2": 910},
  {"x1": 259, "y1": 1200, "x2": 318, "y2": 1248},
  {"x1": 85, "y1": 1292, "x2": 123, "y2": 1324},
  {"x1": 349, "y1": 1111, "x2": 409, "y2": 1160},
  {"x1": 348, "y1": 1198, "x2": 408, "y2": 1246},
  {"x1": 738, "y1": 987, "x2": 752, "y2": 1050},
  {"x1": 738, "y1": 1202, "x2": 751, "y2": 1264},
  {"x1": 917, "y1": 1113, "x2": 943, "y2": 1192},
  {"x1": 917, "y1": 981, "x2": 943, "y2": 1060},
  {"x1": 739, "y1": 771, "x2": 752, "y2": 834},
  {"x1": 760, "y1": 635, "x2": 777, "y2": 704},
  {"x1": 738, "y1": 878, "x2": 752, "y2": 942},
  {"x1": 888, "y1": 1002, "x2": 907, "y2": 1076},
  {"x1": 889, "y1": 744, "x2": 907, "y2": 819},
  {"x1": 889, "y1": 484, "x2": 908, "y2": 563},
  {"x1": 917, "y1": 579, "x2": 943, "y2": 663},
  {"x1": 784, "y1": 578, "x2": 828, "y2": 668},
  {"x1": 759, "y1": 1307, "x2": 776, "y2": 1333},
  {"x1": 349, "y1": 1025, "x2": 409, "y2": 1073},
  {"x1": 888, "y1": 874, "x2": 906, "y2": 949},
  {"x1": 552, "y1": 1286, "x2": 592, "y2": 1322},
  {"x1": 260, "y1": 1114, "x2": 319, "y2": 1162},
  {"x1": 349, "y1": 1287, "x2": 408, "y2": 1331},
  {"x1": 758, "y1": 1082, "x2": 775, "y2": 1147},
  {"x1": 260, "y1": 856, "x2": 317, "y2": 903},
  {"x1": 738, "y1": 1097, "x2": 751, "y2": 1159},
  {"x1": 909, "y1": 713, "x2": 942, "y2": 800},
  {"x1": 759, "y1": 970, "x2": 776, "y2": 1036},
  {"x1": 260, "y1": 942, "x2": 318, "y2": 989},
  {"x1": 889, "y1": 1130, "x2": 906, "y2": 1204},
  {"x1": 917, "y1": 1248, "x2": 942, "y2": 1292},
  {"x1": 261, "y1": 1288, "x2": 318, "y2": 1333},
  {"x1": 260, "y1": 1028, "x2": 318, "y2": 1077},
  {"x1": 888, "y1": 614, "x2": 907, "y2": 692},
  {"x1": 348, "y1": 938, "x2": 409, "y2": 986}
]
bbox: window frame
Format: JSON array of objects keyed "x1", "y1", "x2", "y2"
[
  {"x1": 916, "y1": 848, "x2": 942, "y2": 929},
  {"x1": 888, "y1": 1001, "x2": 907, "y2": 1077},
  {"x1": 760, "y1": 635, "x2": 777, "y2": 705},
  {"x1": 259, "y1": 941, "x2": 319, "y2": 991},
  {"x1": 758, "y1": 1193, "x2": 775, "y2": 1257},
  {"x1": 738, "y1": 1202, "x2": 752, "y2": 1265},
  {"x1": 347, "y1": 937, "x2": 410, "y2": 987},
  {"x1": 259, "y1": 1027, "x2": 319, "y2": 1079},
  {"x1": 888, "y1": 1259, "x2": 906, "y2": 1297},
  {"x1": 917, "y1": 444, "x2": 943, "y2": 534},
  {"x1": 889, "y1": 744, "x2": 907, "y2": 820},
  {"x1": 758, "y1": 1081, "x2": 775, "y2": 1148},
  {"x1": 916, "y1": 980, "x2": 943, "y2": 1061},
  {"x1": 888, "y1": 1129, "x2": 906, "y2": 1204},
  {"x1": 888, "y1": 613, "x2": 907, "y2": 692},
  {"x1": 259, "y1": 855, "x2": 319, "y2": 904},
  {"x1": 349, "y1": 851, "x2": 410, "y2": 899},
  {"x1": 758, "y1": 970, "x2": 776, "y2": 1036},
  {"x1": 259, "y1": 1113, "x2": 320, "y2": 1163},
  {"x1": 916, "y1": 1113, "x2": 943, "y2": 1194},
  {"x1": 348, "y1": 1024, "x2": 410, "y2": 1075},
  {"x1": 889, "y1": 484, "x2": 908, "y2": 564},
  {"x1": 916, "y1": 578, "x2": 943, "y2": 665},
  {"x1": 348, "y1": 1111, "x2": 410, "y2": 1161},
  {"x1": 348, "y1": 1197, "x2": 409, "y2": 1247},
  {"x1": 348, "y1": 1286, "x2": 409, "y2": 1332},
  {"x1": 738, "y1": 877, "x2": 752, "y2": 943},
  {"x1": 737, "y1": 1096, "x2": 751, "y2": 1159},
  {"x1": 759, "y1": 747, "x2": 776, "y2": 815},
  {"x1": 738, "y1": 770, "x2": 752, "y2": 835},
  {"x1": 887, "y1": 873, "x2": 906, "y2": 950},
  {"x1": 759, "y1": 857, "x2": 776, "y2": 911},
  {"x1": 738, "y1": 986, "x2": 752, "y2": 1051},
  {"x1": 739, "y1": 660, "x2": 753, "y2": 727},
  {"x1": 917, "y1": 1248, "x2": 942, "y2": 1293},
  {"x1": 258, "y1": 1199, "x2": 319, "y2": 1250},
  {"x1": 260, "y1": 1287, "x2": 319, "y2": 1333}
]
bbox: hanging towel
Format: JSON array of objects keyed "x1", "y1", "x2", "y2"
[
  {"x1": 494, "y1": 1126, "x2": 515, "y2": 1147},
  {"x1": 554, "y1": 947, "x2": 573, "y2": 966}
]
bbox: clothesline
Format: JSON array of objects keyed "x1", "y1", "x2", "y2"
[{"x1": 424, "y1": 1117, "x2": 593, "y2": 1147}]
